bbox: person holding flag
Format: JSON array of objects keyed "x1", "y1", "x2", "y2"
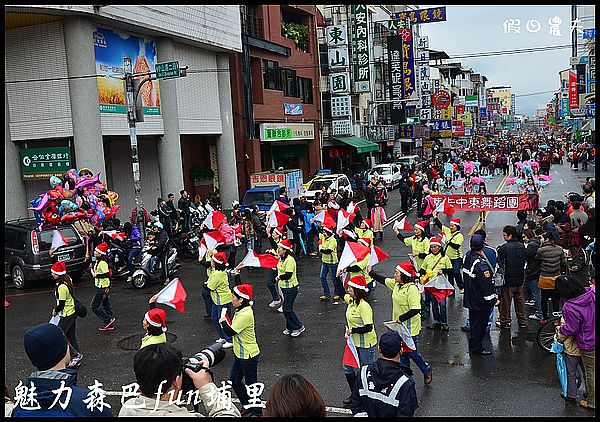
[
  {"x1": 277, "y1": 239, "x2": 305, "y2": 337},
  {"x1": 355, "y1": 219, "x2": 374, "y2": 244},
  {"x1": 206, "y1": 252, "x2": 234, "y2": 349},
  {"x1": 393, "y1": 220, "x2": 431, "y2": 271},
  {"x1": 432, "y1": 211, "x2": 465, "y2": 294},
  {"x1": 420, "y1": 238, "x2": 453, "y2": 331},
  {"x1": 90, "y1": 242, "x2": 115, "y2": 331},
  {"x1": 368, "y1": 261, "x2": 433, "y2": 385},
  {"x1": 140, "y1": 295, "x2": 168, "y2": 349},
  {"x1": 339, "y1": 275, "x2": 377, "y2": 408},
  {"x1": 339, "y1": 238, "x2": 373, "y2": 293},
  {"x1": 265, "y1": 227, "x2": 286, "y2": 309},
  {"x1": 319, "y1": 225, "x2": 340, "y2": 301},
  {"x1": 219, "y1": 273, "x2": 262, "y2": 417}
]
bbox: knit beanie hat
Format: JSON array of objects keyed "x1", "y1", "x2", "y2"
[{"x1": 24, "y1": 323, "x2": 68, "y2": 370}]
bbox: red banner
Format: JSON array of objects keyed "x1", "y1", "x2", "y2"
[
  {"x1": 569, "y1": 70, "x2": 579, "y2": 109},
  {"x1": 430, "y1": 194, "x2": 539, "y2": 211}
]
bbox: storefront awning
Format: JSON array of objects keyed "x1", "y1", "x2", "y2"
[{"x1": 333, "y1": 136, "x2": 379, "y2": 154}]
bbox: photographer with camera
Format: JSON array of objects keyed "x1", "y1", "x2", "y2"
[{"x1": 119, "y1": 343, "x2": 241, "y2": 417}]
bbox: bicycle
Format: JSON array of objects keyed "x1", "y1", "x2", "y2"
[{"x1": 536, "y1": 311, "x2": 562, "y2": 353}]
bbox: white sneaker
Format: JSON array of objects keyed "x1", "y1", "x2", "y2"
[
  {"x1": 269, "y1": 300, "x2": 281, "y2": 308},
  {"x1": 126, "y1": 276, "x2": 133, "y2": 282},
  {"x1": 291, "y1": 326, "x2": 306, "y2": 337},
  {"x1": 222, "y1": 341, "x2": 234, "y2": 349},
  {"x1": 277, "y1": 306, "x2": 283, "y2": 313},
  {"x1": 282, "y1": 328, "x2": 291, "y2": 335},
  {"x1": 528, "y1": 314, "x2": 542, "y2": 321},
  {"x1": 215, "y1": 338, "x2": 226, "y2": 344}
]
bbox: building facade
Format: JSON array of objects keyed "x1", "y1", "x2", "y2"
[
  {"x1": 230, "y1": 5, "x2": 322, "y2": 197},
  {"x1": 5, "y1": 6, "x2": 242, "y2": 221}
]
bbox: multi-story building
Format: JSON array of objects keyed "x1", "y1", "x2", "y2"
[
  {"x1": 5, "y1": 6, "x2": 242, "y2": 220},
  {"x1": 230, "y1": 5, "x2": 322, "y2": 196}
]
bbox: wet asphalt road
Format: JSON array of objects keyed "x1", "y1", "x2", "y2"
[{"x1": 4, "y1": 161, "x2": 595, "y2": 416}]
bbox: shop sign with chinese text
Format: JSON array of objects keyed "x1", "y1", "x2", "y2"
[
  {"x1": 367, "y1": 125, "x2": 396, "y2": 142},
  {"x1": 259, "y1": 123, "x2": 314, "y2": 141},
  {"x1": 351, "y1": 5, "x2": 370, "y2": 92},
  {"x1": 393, "y1": 7, "x2": 447, "y2": 25},
  {"x1": 331, "y1": 96, "x2": 351, "y2": 117},
  {"x1": 326, "y1": 25, "x2": 348, "y2": 47},
  {"x1": 21, "y1": 147, "x2": 72, "y2": 180},
  {"x1": 330, "y1": 72, "x2": 350, "y2": 94},
  {"x1": 387, "y1": 36, "x2": 404, "y2": 124}
]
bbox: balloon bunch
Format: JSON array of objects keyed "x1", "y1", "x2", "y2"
[{"x1": 28, "y1": 168, "x2": 120, "y2": 230}]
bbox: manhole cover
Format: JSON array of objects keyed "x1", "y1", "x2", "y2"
[{"x1": 117, "y1": 333, "x2": 178, "y2": 351}]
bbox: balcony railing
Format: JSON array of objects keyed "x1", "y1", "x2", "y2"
[{"x1": 241, "y1": 13, "x2": 264, "y2": 39}]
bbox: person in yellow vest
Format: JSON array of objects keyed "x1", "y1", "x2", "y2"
[
  {"x1": 266, "y1": 227, "x2": 286, "y2": 309},
  {"x1": 432, "y1": 211, "x2": 465, "y2": 294},
  {"x1": 369, "y1": 261, "x2": 433, "y2": 385},
  {"x1": 140, "y1": 295, "x2": 167, "y2": 349},
  {"x1": 51, "y1": 261, "x2": 82, "y2": 367},
  {"x1": 339, "y1": 275, "x2": 377, "y2": 408},
  {"x1": 319, "y1": 225, "x2": 340, "y2": 300},
  {"x1": 90, "y1": 242, "x2": 115, "y2": 331},
  {"x1": 199, "y1": 237, "x2": 227, "y2": 320},
  {"x1": 420, "y1": 238, "x2": 453, "y2": 331},
  {"x1": 206, "y1": 251, "x2": 234, "y2": 348},
  {"x1": 355, "y1": 219, "x2": 374, "y2": 244},
  {"x1": 393, "y1": 220, "x2": 431, "y2": 271},
  {"x1": 220, "y1": 279, "x2": 262, "y2": 417},
  {"x1": 337, "y1": 237, "x2": 373, "y2": 293},
  {"x1": 276, "y1": 239, "x2": 305, "y2": 337}
]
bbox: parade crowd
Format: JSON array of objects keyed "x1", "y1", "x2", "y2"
[{"x1": 6, "y1": 135, "x2": 596, "y2": 417}]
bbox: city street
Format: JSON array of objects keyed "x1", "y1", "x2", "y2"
[{"x1": 4, "y1": 161, "x2": 593, "y2": 416}]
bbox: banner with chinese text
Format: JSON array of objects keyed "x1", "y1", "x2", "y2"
[
  {"x1": 351, "y1": 5, "x2": 370, "y2": 92},
  {"x1": 430, "y1": 194, "x2": 539, "y2": 211}
]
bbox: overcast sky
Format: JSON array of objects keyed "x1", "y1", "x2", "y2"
[{"x1": 417, "y1": 5, "x2": 573, "y2": 116}]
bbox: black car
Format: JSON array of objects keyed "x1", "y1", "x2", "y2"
[{"x1": 5, "y1": 219, "x2": 89, "y2": 289}]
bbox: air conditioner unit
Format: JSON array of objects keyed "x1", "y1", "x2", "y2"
[{"x1": 355, "y1": 81, "x2": 370, "y2": 93}]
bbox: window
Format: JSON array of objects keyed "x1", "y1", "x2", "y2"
[
  {"x1": 282, "y1": 68, "x2": 299, "y2": 97},
  {"x1": 263, "y1": 60, "x2": 281, "y2": 90},
  {"x1": 298, "y1": 77, "x2": 313, "y2": 104}
]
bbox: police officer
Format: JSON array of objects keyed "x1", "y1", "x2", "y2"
[{"x1": 462, "y1": 234, "x2": 498, "y2": 355}]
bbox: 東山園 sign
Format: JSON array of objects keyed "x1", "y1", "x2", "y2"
[{"x1": 20, "y1": 147, "x2": 72, "y2": 180}]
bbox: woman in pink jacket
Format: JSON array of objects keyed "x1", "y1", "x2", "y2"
[{"x1": 370, "y1": 202, "x2": 387, "y2": 240}]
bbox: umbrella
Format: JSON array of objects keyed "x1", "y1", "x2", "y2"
[{"x1": 540, "y1": 145, "x2": 550, "y2": 149}]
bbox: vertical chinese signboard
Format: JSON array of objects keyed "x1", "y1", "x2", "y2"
[
  {"x1": 569, "y1": 70, "x2": 579, "y2": 109},
  {"x1": 399, "y1": 28, "x2": 416, "y2": 101},
  {"x1": 327, "y1": 24, "x2": 352, "y2": 135},
  {"x1": 387, "y1": 36, "x2": 404, "y2": 124},
  {"x1": 351, "y1": 5, "x2": 370, "y2": 93},
  {"x1": 93, "y1": 27, "x2": 161, "y2": 115}
]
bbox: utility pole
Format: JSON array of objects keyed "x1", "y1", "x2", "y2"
[{"x1": 123, "y1": 56, "x2": 187, "y2": 240}]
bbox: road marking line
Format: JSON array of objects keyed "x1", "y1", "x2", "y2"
[
  {"x1": 554, "y1": 170, "x2": 559, "y2": 174},
  {"x1": 382, "y1": 204, "x2": 416, "y2": 228},
  {"x1": 560, "y1": 179, "x2": 564, "y2": 184},
  {"x1": 101, "y1": 391, "x2": 351, "y2": 413},
  {"x1": 468, "y1": 173, "x2": 509, "y2": 236}
]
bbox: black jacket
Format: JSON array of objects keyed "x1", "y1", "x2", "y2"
[
  {"x1": 155, "y1": 229, "x2": 169, "y2": 255},
  {"x1": 497, "y1": 239, "x2": 527, "y2": 287},
  {"x1": 523, "y1": 236, "x2": 542, "y2": 278},
  {"x1": 364, "y1": 184, "x2": 377, "y2": 208},
  {"x1": 351, "y1": 359, "x2": 418, "y2": 417},
  {"x1": 178, "y1": 196, "x2": 191, "y2": 215},
  {"x1": 462, "y1": 250, "x2": 497, "y2": 311}
]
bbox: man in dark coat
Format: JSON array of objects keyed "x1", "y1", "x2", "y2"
[
  {"x1": 364, "y1": 175, "x2": 378, "y2": 217},
  {"x1": 178, "y1": 190, "x2": 191, "y2": 232},
  {"x1": 496, "y1": 225, "x2": 527, "y2": 329},
  {"x1": 463, "y1": 234, "x2": 498, "y2": 355},
  {"x1": 351, "y1": 331, "x2": 418, "y2": 417}
]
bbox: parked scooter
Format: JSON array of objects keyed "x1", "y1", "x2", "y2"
[
  {"x1": 170, "y1": 227, "x2": 200, "y2": 259},
  {"x1": 103, "y1": 235, "x2": 130, "y2": 278},
  {"x1": 131, "y1": 244, "x2": 180, "y2": 289}
]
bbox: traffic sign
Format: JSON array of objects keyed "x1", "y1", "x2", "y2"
[{"x1": 155, "y1": 60, "x2": 182, "y2": 79}]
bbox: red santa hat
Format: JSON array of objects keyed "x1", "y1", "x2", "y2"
[
  {"x1": 322, "y1": 225, "x2": 334, "y2": 234},
  {"x1": 233, "y1": 284, "x2": 254, "y2": 305},
  {"x1": 51, "y1": 261, "x2": 67, "y2": 276},
  {"x1": 273, "y1": 226, "x2": 285, "y2": 238},
  {"x1": 429, "y1": 237, "x2": 442, "y2": 247},
  {"x1": 395, "y1": 261, "x2": 416, "y2": 278},
  {"x1": 212, "y1": 251, "x2": 228, "y2": 265},
  {"x1": 345, "y1": 275, "x2": 369, "y2": 292},
  {"x1": 362, "y1": 219, "x2": 372, "y2": 228},
  {"x1": 278, "y1": 239, "x2": 294, "y2": 252},
  {"x1": 145, "y1": 308, "x2": 167, "y2": 332},
  {"x1": 94, "y1": 242, "x2": 109, "y2": 255},
  {"x1": 358, "y1": 237, "x2": 372, "y2": 248},
  {"x1": 449, "y1": 218, "x2": 461, "y2": 228},
  {"x1": 413, "y1": 221, "x2": 429, "y2": 232}
]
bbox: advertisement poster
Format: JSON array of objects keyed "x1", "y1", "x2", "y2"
[{"x1": 93, "y1": 27, "x2": 161, "y2": 115}]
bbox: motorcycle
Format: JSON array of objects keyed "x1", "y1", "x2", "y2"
[
  {"x1": 170, "y1": 227, "x2": 200, "y2": 259},
  {"x1": 131, "y1": 244, "x2": 180, "y2": 289},
  {"x1": 102, "y1": 234, "x2": 130, "y2": 279}
]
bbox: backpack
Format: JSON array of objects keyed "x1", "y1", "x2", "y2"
[{"x1": 566, "y1": 245, "x2": 589, "y2": 274}]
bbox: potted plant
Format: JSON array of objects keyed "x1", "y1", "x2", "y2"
[
  {"x1": 190, "y1": 165, "x2": 215, "y2": 187},
  {"x1": 281, "y1": 21, "x2": 309, "y2": 52}
]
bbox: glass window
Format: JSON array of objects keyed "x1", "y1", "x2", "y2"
[
  {"x1": 37, "y1": 227, "x2": 81, "y2": 251},
  {"x1": 5, "y1": 228, "x2": 18, "y2": 249},
  {"x1": 263, "y1": 60, "x2": 281, "y2": 90}
]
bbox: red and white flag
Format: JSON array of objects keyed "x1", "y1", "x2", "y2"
[
  {"x1": 240, "y1": 250, "x2": 280, "y2": 269},
  {"x1": 336, "y1": 209, "x2": 355, "y2": 235},
  {"x1": 434, "y1": 199, "x2": 456, "y2": 216},
  {"x1": 202, "y1": 210, "x2": 227, "y2": 230},
  {"x1": 102, "y1": 230, "x2": 126, "y2": 241},
  {"x1": 393, "y1": 217, "x2": 411, "y2": 231},
  {"x1": 438, "y1": 231, "x2": 447, "y2": 245},
  {"x1": 368, "y1": 245, "x2": 390, "y2": 267},
  {"x1": 346, "y1": 201, "x2": 361, "y2": 215},
  {"x1": 268, "y1": 210, "x2": 291, "y2": 228},
  {"x1": 383, "y1": 321, "x2": 416, "y2": 353},
  {"x1": 423, "y1": 275, "x2": 455, "y2": 303},
  {"x1": 267, "y1": 200, "x2": 291, "y2": 216},
  {"x1": 156, "y1": 278, "x2": 187, "y2": 313},
  {"x1": 342, "y1": 335, "x2": 360, "y2": 369},
  {"x1": 337, "y1": 241, "x2": 370, "y2": 272},
  {"x1": 51, "y1": 229, "x2": 72, "y2": 250},
  {"x1": 313, "y1": 210, "x2": 337, "y2": 230},
  {"x1": 203, "y1": 231, "x2": 226, "y2": 251},
  {"x1": 198, "y1": 238, "x2": 208, "y2": 258}
]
